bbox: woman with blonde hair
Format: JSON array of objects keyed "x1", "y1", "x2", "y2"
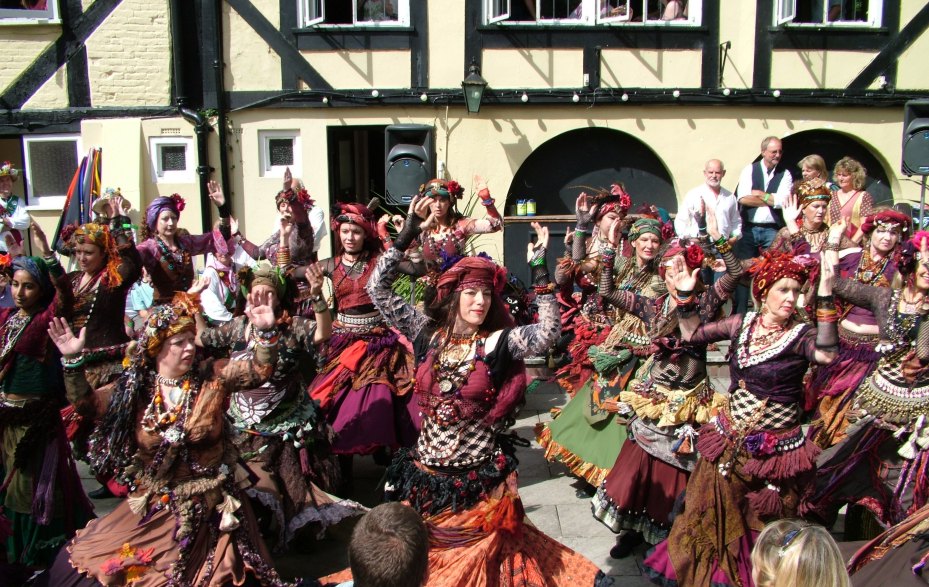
[
  {"x1": 798, "y1": 154, "x2": 831, "y2": 189},
  {"x1": 829, "y1": 157, "x2": 874, "y2": 244},
  {"x1": 751, "y1": 519, "x2": 850, "y2": 587}
]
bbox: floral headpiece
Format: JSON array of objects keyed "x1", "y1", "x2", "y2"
[
  {"x1": 659, "y1": 239, "x2": 705, "y2": 279},
  {"x1": 420, "y1": 178, "x2": 464, "y2": 200},
  {"x1": 595, "y1": 184, "x2": 632, "y2": 220},
  {"x1": 71, "y1": 222, "x2": 124, "y2": 288},
  {"x1": 131, "y1": 292, "x2": 200, "y2": 361},
  {"x1": 275, "y1": 187, "x2": 315, "y2": 209},
  {"x1": 0, "y1": 253, "x2": 11, "y2": 275},
  {"x1": 434, "y1": 254, "x2": 507, "y2": 305},
  {"x1": 860, "y1": 209, "x2": 912, "y2": 236},
  {"x1": 749, "y1": 251, "x2": 809, "y2": 303},
  {"x1": 0, "y1": 161, "x2": 19, "y2": 181},
  {"x1": 895, "y1": 231, "x2": 929, "y2": 277},
  {"x1": 628, "y1": 217, "x2": 673, "y2": 243}
]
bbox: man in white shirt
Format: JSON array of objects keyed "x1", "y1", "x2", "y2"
[
  {"x1": 732, "y1": 136, "x2": 793, "y2": 314},
  {"x1": 675, "y1": 159, "x2": 741, "y2": 242}
]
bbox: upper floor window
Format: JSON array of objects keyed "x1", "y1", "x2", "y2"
[
  {"x1": 775, "y1": 0, "x2": 882, "y2": 27},
  {"x1": 300, "y1": 0, "x2": 410, "y2": 27},
  {"x1": 486, "y1": 0, "x2": 701, "y2": 25},
  {"x1": 0, "y1": 0, "x2": 59, "y2": 24}
]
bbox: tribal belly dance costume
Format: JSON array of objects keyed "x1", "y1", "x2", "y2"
[
  {"x1": 848, "y1": 501, "x2": 929, "y2": 586},
  {"x1": 808, "y1": 269, "x2": 929, "y2": 528},
  {"x1": 309, "y1": 254, "x2": 418, "y2": 455},
  {"x1": 202, "y1": 313, "x2": 364, "y2": 550},
  {"x1": 0, "y1": 256, "x2": 93, "y2": 568},
  {"x1": 591, "y1": 240, "x2": 738, "y2": 546},
  {"x1": 807, "y1": 247, "x2": 896, "y2": 449},
  {"x1": 40, "y1": 297, "x2": 292, "y2": 587},
  {"x1": 321, "y1": 234, "x2": 611, "y2": 587},
  {"x1": 643, "y1": 254, "x2": 838, "y2": 587},
  {"x1": 537, "y1": 253, "x2": 663, "y2": 487}
]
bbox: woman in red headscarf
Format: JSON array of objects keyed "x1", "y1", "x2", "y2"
[
  {"x1": 321, "y1": 197, "x2": 610, "y2": 586},
  {"x1": 305, "y1": 198, "x2": 419, "y2": 492},
  {"x1": 591, "y1": 210, "x2": 742, "y2": 559},
  {"x1": 642, "y1": 251, "x2": 838, "y2": 587}
]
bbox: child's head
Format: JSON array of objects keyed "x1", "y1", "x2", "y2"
[
  {"x1": 349, "y1": 503, "x2": 429, "y2": 587},
  {"x1": 751, "y1": 519, "x2": 850, "y2": 587}
]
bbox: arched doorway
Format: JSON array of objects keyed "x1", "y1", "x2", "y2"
[
  {"x1": 780, "y1": 130, "x2": 893, "y2": 204},
  {"x1": 503, "y1": 127, "x2": 674, "y2": 284},
  {"x1": 506, "y1": 127, "x2": 676, "y2": 214}
]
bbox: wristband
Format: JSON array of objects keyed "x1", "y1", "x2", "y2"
[
  {"x1": 534, "y1": 283, "x2": 555, "y2": 295},
  {"x1": 61, "y1": 355, "x2": 85, "y2": 369},
  {"x1": 312, "y1": 300, "x2": 329, "y2": 314},
  {"x1": 529, "y1": 256, "x2": 546, "y2": 268},
  {"x1": 481, "y1": 197, "x2": 495, "y2": 207}
]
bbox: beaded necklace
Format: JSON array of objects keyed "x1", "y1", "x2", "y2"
[
  {"x1": 141, "y1": 374, "x2": 197, "y2": 442},
  {"x1": 877, "y1": 289, "x2": 923, "y2": 353},
  {"x1": 420, "y1": 329, "x2": 490, "y2": 426},
  {"x1": 0, "y1": 310, "x2": 31, "y2": 362},
  {"x1": 71, "y1": 271, "x2": 104, "y2": 330},
  {"x1": 423, "y1": 222, "x2": 464, "y2": 262},
  {"x1": 749, "y1": 314, "x2": 789, "y2": 348},
  {"x1": 155, "y1": 237, "x2": 190, "y2": 273},
  {"x1": 855, "y1": 249, "x2": 890, "y2": 285}
]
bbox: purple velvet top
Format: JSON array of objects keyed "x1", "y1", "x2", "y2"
[
  {"x1": 838, "y1": 250, "x2": 896, "y2": 327},
  {"x1": 137, "y1": 233, "x2": 217, "y2": 303},
  {"x1": 692, "y1": 313, "x2": 819, "y2": 405}
]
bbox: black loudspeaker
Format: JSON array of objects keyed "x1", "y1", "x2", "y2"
[
  {"x1": 385, "y1": 124, "x2": 434, "y2": 205},
  {"x1": 903, "y1": 100, "x2": 929, "y2": 176}
]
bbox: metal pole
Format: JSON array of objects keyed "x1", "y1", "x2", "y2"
[{"x1": 921, "y1": 175, "x2": 928, "y2": 229}]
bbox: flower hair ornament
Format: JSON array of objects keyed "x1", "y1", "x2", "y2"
[
  {"x1": 420, "y1": 178, "x2": 464, "y2": 200},
  {"x1": 275, "y1": 186, "x2": 315, "y2": 209},
  {"x1": 894, "y1": 231, "x2": 929, "y2": 278},
  {"x1": 0, "y1": 161, "x2": 19, "y2": 180},
  {"x1": 0, "y1": 253, "x2": 11, "y2": 275},
  {"x1": 170, "y1": 193, "x2": 186, "y2": 213}
]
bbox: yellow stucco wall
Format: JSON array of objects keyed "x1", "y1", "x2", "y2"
[
  {"x1": 717, "y1": 0, "x2": 755, "y2": 89},
  {"x1": 300, "y1": 51, "x2": 412, "y2": 89},
  {"x1": 22, "y1": 63, "x2": 68, "y2": 109},
  {"x1": 482, "y1": 49, "x2": 584, "y2": 89},
  {"x1": 428, "y1": 0, "x2": 466, "y2": 88},
  {"x1": 0, "y1": 26, "x2": 59, "y2": 97},
  {"x1": 600, "y1": 49, "x2": 702, "y2": 88},
  {"x1": 771, "y1": 50, "x2": 880, "y2": 90},
  {"x1": 225, "y1": 0, "x2": 282, "y2": 91},
  {"x1": 896, "y1": 1, "x2": 929, "y2": 91}
]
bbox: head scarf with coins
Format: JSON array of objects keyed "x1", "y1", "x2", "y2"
[
  {"x1": 145, "y1": 194, "x2": 185, "y2": 233},
  {"x1": 70, "y1": 222, "x2": 124, "y2": 289},
  {"x1": 331, "y1": 199, "x2": 384, "y2": 254},
  {"x1": 749, "y1": 251, "x2": 809, "y2": 304},
  {"x1": 794, "y1": 180, "x2": 832, "y2": 209},
  {"x1": 860, "y1": 209, "x2": 912, "y2": 237},
  {"x1": 628, "y1": 218, "x2": 667, "y2": 243}
]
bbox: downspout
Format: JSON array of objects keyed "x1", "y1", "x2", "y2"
[{"x1": 170, "y1": 0, "x2": 214, "y2": 234}]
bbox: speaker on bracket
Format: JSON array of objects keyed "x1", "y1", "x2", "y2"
[
  {"x1": 385, "y1": 124, "x2": 435, "y2": 205},
  {"x1": 903, "y1": 100, "x2": 929, "y2": 176}
]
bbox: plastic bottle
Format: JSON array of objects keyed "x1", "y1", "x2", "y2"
[
  {"x1": 526, "y1": 199, "x2": 536, "y2": 216},
  {"x1": 516, "y1": 199, "x2": 527, "y2": 216}
]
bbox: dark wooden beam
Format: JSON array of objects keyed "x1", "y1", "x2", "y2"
[{"x1": 848, "y1": 1, "x2": 926, "y2": 90}]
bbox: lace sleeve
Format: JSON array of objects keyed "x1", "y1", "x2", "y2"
[
  {"x1": 598, "y1": 251, "x2": 658, "y2": 324},
  {"x1": 200, "y1": 316, "x2": 243, "y2": 349},
  {"x1": 833, "y1": 276, "x2": 884, "y2": 313},
  {"x1": 505, "y1": 292, "x2": 560, "y2": 359},
  {"x1": 690, "y1": 314, "x2": 742, "y2": 346},
  {"x1": 917, "y1": 316, "x2": 929, "y2": 365},
  {"x1": 700, "y1": 248, "x2": 743, "y2": 319},
  {"x1": 365, "y1": 247, "x2": 430, "y2": 341}
]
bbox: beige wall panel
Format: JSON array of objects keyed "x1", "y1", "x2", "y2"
[
  {"x1": 896, "y1": 1, "x2": 929, "y2": 91},
  {"x1": 139, "y1": 118, "x2": 207, "y2": 232},
  {"x1": 770, "y1": 50, "x2": 879, "y2": 90},
  {"x1": 301, "y1": 51, "x2": 411, "y2": 89},
  {"x1": 0, "y1": 26, "x2": 58, "y2": 96},
  {"x1": 84, "y1": 0, "x2": 170, "y2": 106},
  {"x1": 225, "y1": 0, "x2": 282, "y2": 91},
  {"x1": 716, "y1": 0, "x2": 755, "y2": 89},
  {"x1": 22, "y1": 63, "x2": 68, "y2": 110},
  {"x1": 600, "y1": 49, "x2": 702, "y2": 88},
  {"x1": 428, "y1": 0, "x2": 466, "y2": 88},
  {"x1": 482, "y1": 49, "x2": 583, "y2": 89}
]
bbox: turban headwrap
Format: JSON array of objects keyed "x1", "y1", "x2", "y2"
[
  {"x1": 434, "y1": 256, "x2": 508, "y2": 306},
  {"x1": 662, "y1": 239, "x2": 705, "y2": 272},
  {"x1": 860, "y1": 209, "x2": 912, "y2": 236},
  {"x1": 421, "y1": 179, "x2": 464, "y2": 200},
  {"x1": 145, "y1": 194, "x2": 185, "y2": 231},
  {"x1": 71, "y1": 222, "x2": 123, "y2": 288},
  {"x1": 749, "y1": 251, "x2": 809, "y2": 303},
  {"x1": 594, "y1": 184, "x2": 632, "y2": 221},
  {"x1": 332, "y1": 200, "x2": 383, "y2": 253},
  {"x1": 794, "y1": 180, "x2": 832, "y2": 209},
  {"x1": 133, "y1": 292, "x2": 200, "y2": 360},
  {"x1": 238, "y1": 261, "x2": 288, "y2": 298},
  {"x1": 629, "y1": 218, "x2": 664, "y2": 242},
  {"x1": 12, "y1": 256, "x2": 54, "y2": 305}
]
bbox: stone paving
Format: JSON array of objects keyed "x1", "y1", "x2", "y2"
[{"x1": 79, "y1": 350, "x2": 735, "y2": 584}]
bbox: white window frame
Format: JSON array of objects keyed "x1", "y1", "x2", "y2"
[
  {"x1": 299, "y1": 0, "x2": 410, "y2": 27},
  {"x1": 775, "y1": 0, "x2": 882, "y2": 28},
  {"x1": 149, "y1": 136, "x2": 195, "y2": 184},
  {"x1": 0, "y1": 0, "x2": 60, "y2": 25},
  {"x1": 22, "y1": 133, "x2": 80, "y2": 209},
  {"x1": 258, "y1": 130, "x2": 301, "y2": 179},
  {"x1": 485, "y1": 0, "x2": 701, "y2": 26},
  {"x1": 486, "y1": 0, "x2": 510, "y2": 24}
]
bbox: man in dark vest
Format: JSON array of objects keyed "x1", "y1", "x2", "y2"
[{"x1": 732, "y1": 136, "x2": 793, "y2": 315}]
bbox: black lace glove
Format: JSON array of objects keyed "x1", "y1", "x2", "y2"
[{"x1": 392, "y1": 214, "x2": 423, "y2": 252}]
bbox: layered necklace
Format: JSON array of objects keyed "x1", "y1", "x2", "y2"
[
  {"x1": 876, "y1": 288, "x2": 923, "y2": 353},
  {"x1": 142, "y1": 372, "x2": 196, "y2": 443},
  {"x1": 71, "y1": 271, "x2": 104, "y2": 330},
  {"x1": 155, "y1": 237, "x2": 190, "y2": 273},
  {"x1": 749, "y1": 313, "x2": 789, "y2": 349},
  {"x1": 799, "y1": 223, "x2": 827, "y2": 251},
  {"x1": 855, "y1": 249, "x2": 890, "y2": 285},
  {"x1": 0, "y1": 310, "x2": 31, "y2": 361},
  {"x1": 424, "y1": 221, "x2": 462, "y2": 261}
]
